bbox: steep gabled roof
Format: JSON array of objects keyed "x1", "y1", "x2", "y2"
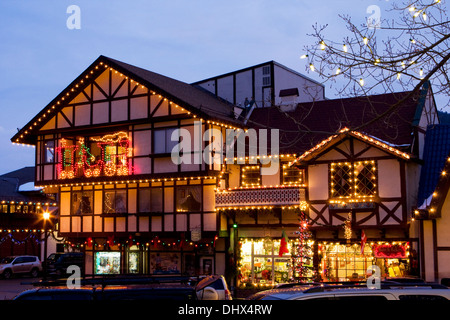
[
  {"x1": 11, "y1": 55, "x2": 244, "y2": 145},
  {"x1": 248, "y1": 89, "x2": 428, "y2": 156},
  {"x1": 291, "y1": 128, "x2": 412, "y2": 166},
  {"x1": 417, "y1": 125, "x2": 450, "y2": 208}
]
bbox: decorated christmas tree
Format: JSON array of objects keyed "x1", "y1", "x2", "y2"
[{"x1": 291, "y1": 210, "x2": 314, "y2": 282}]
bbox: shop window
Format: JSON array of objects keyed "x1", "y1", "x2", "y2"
[
  {"x1": 238, "y1": 239, "x2": 295, "y2": 287},
  {"x1": 282, "y1": 163, "x2": 304, "y2": 185},
  {"x1": 153, "y1": 128, "x2": 179, "y2": 154},
  {"x1": 241, "y1": 165, "x2": 261, "y2": 187},
  {"x1": 319, "y1": 242, "x2": 411, "y2": 282},
  {"x1": 176, "y1": 186, "x2": 202, "y2": 212},
  {"x1": 330, "y1": 161, "x2": 377, "y2": 200},
  {"x1": 104, "y1": 190, "x2": 127, "y2": 214},
  {"x1": 128, "y1": 250, "x2": 140, "y2": 274},
  {"x1": 72, "y1": 191, "x2": 93, "y2": 215},
  {"x1": 95, "y1": 251, "x2": 121, "y2": 274},
  {"x1": 150, "y1": 252, "x2": 181, "y2": 274},
  {"x1": 138, "y1": 188, "x2": 163, "y2": 213}
]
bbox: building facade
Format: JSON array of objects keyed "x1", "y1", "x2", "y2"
[
  {"x1": 192, "y1": 61, "x2": 325, "y2": 109},
  {"x1": 12, "y1": 56, "x2": 254, "y2": 276},
  {"x1": 218, "y1": 85, "x2": 439, "y2": 288},
  {"x1": 0, "y1": 167, "x2": 59, "y2": 260},
  {"x1": 11, "y1": 56, "x2": 440, "y2": 286}
]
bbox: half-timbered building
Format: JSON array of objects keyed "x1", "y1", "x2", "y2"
[
  {"x1": 218, "y1": 84, "x2": 439, "y2": 287},
  {"x1": 11, "y1": 55, "x2": 252, "y2": 276}
]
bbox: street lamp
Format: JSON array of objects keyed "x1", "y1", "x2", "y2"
[{"x1": 42, "y1": 211, "x2": 50, "y2": 280}]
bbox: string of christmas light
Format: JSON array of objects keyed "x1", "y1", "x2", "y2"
[
  {"x1": 56, "y1": 132, "x2": 133, "y2": 180},
  {"x1": 299, "y1": 0, "x2": 447, "y2": 101},
  {"x1": 39, "y1": 174, "x2": 219, "y2": 189},
  {"x1": 64, "y1": 235, "x2": 218, "y2": 249},
  {"x1": 291, "y1": 210, "x2": 314, "y2": 282},
  {"x1": 291, "y1": 128, "x2": 411, "y2": 167}
]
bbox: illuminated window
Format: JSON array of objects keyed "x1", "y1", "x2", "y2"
[
  {"x1": 241, "y1": 165, "x2": 261, "y2": 187},
  {"x1": 330, "y1": 161, "x2": 377, "y2": 199},
  {"x1": 72, "y1": 191, "x2": 93, "y2": 215},
  {"x1": 282, "y1": 163, "x2": 304, "y2": 185},
  {"x1": 238, "y1": 239, "x2": 297, "y2": 287},
  {"x1": 176, "y1": 186, "x2": 201, "y2": 212},
  {"x1": 104, "y1": 190, "x2": 127, "y2": 214}
]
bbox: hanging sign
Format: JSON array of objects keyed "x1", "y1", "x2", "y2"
[
  {"x1": 191, "y1": 226, "x2": 202, "y2": 242},
  {"x1": 372, "y1": 244, "x2": 407, "y2": 258}
]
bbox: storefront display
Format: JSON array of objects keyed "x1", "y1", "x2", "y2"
[
  {"x1": 238, "y1": 238, "x2": 295, "y2": 287},
  {"x1": 95, "y1": 251, "x2": 121, "y2": 274},
  {"x1": 150, "y1": 252, "x2": 180, "y2": 274},
  {"x1": 319, "y1": 242, "x2": 411, "y2": 281},
  {"x1": 128, "y1": 251, "x2": 139, "y2": 274}
]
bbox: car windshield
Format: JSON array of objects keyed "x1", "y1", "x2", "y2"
[
  {"x1": 47, "y1": 254, "x2": 61, "y2": 262},
  {"x1": 1, "y1": 257, "x2": 15, "y2": 264}
]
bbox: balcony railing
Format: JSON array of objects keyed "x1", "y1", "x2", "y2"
[{"x1": 215, "y1": 186, "x2": 306, "y2": 209}]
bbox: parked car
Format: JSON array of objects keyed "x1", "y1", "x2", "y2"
[
  {"x1": 195, "y1": 275, "x2": 232, "y2": 300},
  {"x1": 247, "y1": 282, "x2": 450, "y2": 301},
  {"x1": 45, "y1": 252, "x2": 84, "y2": 276},
  {"x1": 13, "y1": 287, "x2": 94, "y2": 300},
  {"x1": 14, "y1": 274, "x2": 232, "y2": 300},
  {"x1": 0, "y1": 256, "x2": 42, "y2": 279},
  {"x1": 14, "y1": 284, "x2": 197, "y2": 301}
]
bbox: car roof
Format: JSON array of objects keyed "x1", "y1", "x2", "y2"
[
  {"x1": 248, "y1": 282, "x2": 450, "y2": 300},
  {"x1": 259, "y1": 286, "x2": 450, "y2": 300},
  {"x1": 247, "y1": 285, "x2": 316, "y2": 300}
]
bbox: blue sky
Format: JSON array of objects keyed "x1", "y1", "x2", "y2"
[{"x1": 0, "y1": 0, "x2": 440, "y2": 175}]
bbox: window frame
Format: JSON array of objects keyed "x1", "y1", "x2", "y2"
[
  {"x1": 71, "y1": 190, "x2": 94, "y2": 215},
  {"x1": 282, "y1": 163, "x2": 305, "y2": 185},
  {"x1": 240, "y1": 165, "x2": 261, "y2": 187},
  {"x1": 103, "y1": 189, "x2": 127, "y2": 215},
  {"x1": 153, "y1": 128, "x2": 179, "y2": 154},
  {"x1": 329, "y1": 160, "x2": 378, "y2": 201},
  {"x1": 138, "y1": 187, "x2": 163, "y2": 214}
]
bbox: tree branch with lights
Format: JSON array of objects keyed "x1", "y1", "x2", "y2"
[{"x1": 299, "y1": 0, "x2": 449, "y2": 130}]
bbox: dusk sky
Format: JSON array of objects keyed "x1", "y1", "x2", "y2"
[{"x1": 0, "y1": 0, "x2": 446, "y2": 175}]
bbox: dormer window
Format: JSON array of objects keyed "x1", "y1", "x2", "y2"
[
  {"x1": 282, "y1": 164, "x2": 304, "y2": 185},
  {"x1": 241, "y1": 165, "x2": 261, "y2": 187}
]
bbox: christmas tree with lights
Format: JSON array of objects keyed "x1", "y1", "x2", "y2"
[{"x1": 291, "y1": 210, "x2": 314, "y2": 282}]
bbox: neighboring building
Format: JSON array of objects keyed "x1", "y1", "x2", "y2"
[
  {"x1": 0, "y1": 167, "x2": 59, "y2": 260},
  {"x1": 413, "y1": 124, "x2": 450, "y2": 282},
  {"x1": 217, "y1": 85, "x2": 439, "y2": 287},
  {"x1": 192, "y1": 61, "x2": 325, "y2": 111}
]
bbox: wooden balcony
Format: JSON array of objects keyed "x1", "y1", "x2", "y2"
[{"x1": 215, "y1": 186, "x2": 306, "y2": 209}]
